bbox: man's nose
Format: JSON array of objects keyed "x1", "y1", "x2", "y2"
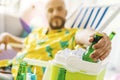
[{"x1": 53, "y1": 10, "x2": 59, "y2": 16}]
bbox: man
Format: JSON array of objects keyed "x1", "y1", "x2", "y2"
[{"x1": 0, "y1": 0, "x2": 111, "y2": 80}]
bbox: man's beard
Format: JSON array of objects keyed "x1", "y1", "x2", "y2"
[{"x1": 49, "y1": 16, "x2": 65, "y2": 30}]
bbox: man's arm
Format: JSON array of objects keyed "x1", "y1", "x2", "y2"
[
  {"x1": 0, "y1": 33, "x2": 24, "y2": 50},
  {"x1": 75, "y1": 28, "x2": 111, "y2": 61}
]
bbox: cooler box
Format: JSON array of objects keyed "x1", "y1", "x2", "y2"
[
  {"x1": 43, "y1": 60, "x2": 107, "y2": 80},
  {"x1": 24, "y1": 48, "x2": 108, "y2": 80}
]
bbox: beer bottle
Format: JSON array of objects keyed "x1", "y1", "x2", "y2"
[
  {"x1": 82, "y1": 32, "x2": 103, "y2": 63},
  {"x1": 82, "y1": 31, "x2": 116, "y2": 63},
  {"x1": 57, "y1": 68, "x2": 66, "y2": 80},
  {"x1": 16, "y1": 61, "x2": 27, "y2": 80}
]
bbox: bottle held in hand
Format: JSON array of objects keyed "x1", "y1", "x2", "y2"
[
  {"x1": 82, "y1": 32, "x2": 103, "y2": 63},
  {"x1": 16, "y1": 61, "x2": 27, "y2": 80},
  {"x1": 82, "y1": 31, "x2": 116, "y2": 63}
]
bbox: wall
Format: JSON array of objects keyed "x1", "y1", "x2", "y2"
[{"x1": 0, "y1": 0, "x2": 23, "y2": 36}]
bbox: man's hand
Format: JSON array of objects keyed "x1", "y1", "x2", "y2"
[
  {"x1": 0, "y1": 33, "x2": 10, "y2": 50},
  {"x1": 75, "y1": 28, "x2": 111, "y2": 61},
  {"x1": 0, "y1": 33, "x2": 23, "y2": 52},
  {"x1": 89, "y1": 33, "x2": 111, "y2": 61}
]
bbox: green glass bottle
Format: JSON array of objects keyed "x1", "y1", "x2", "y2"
[
  {"x1": 82, "y1": 32, "x2": 103, "y2": 63},
  {"x1": 16, "y1": 61, "x2": 27, "y2": 80},
  {"x1": 82, "y1": 31, "x2": 116, "y2": 63},
  {"x1": 57, "y1": 68, "x2": 66, "y2": 80},
  {"x1": 109, "y1": 31, "x2": 116, "y2": 40}
]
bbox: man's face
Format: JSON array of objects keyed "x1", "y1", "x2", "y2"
[{"x1": 46, "y1": 0, "x2": 67, "y2": 30}]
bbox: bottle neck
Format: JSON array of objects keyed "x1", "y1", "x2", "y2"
[{"x1": 109, "y1": 32, "x2": 116, "y2": 40}]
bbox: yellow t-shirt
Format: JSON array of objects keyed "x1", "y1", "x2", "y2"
[
  {"x1": 12, "y1": 28, "x2": 80, "y2": 80},
  {"x1": 24, "y1": 28, "x2": 78, "y2": 60}
]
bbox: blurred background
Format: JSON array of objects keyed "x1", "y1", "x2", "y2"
[{"x1": 0, "y1": 0, "x2": 120, "y2": 80}]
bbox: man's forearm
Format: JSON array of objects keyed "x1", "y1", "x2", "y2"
[
  {"x1": 0, "y1": 33, "x2": 24, "y2": 50},
  {"x1": 8, "y1": 34, "x2": 24, "y2": 44}
]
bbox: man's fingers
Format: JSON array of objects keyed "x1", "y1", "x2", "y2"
[
  {"x1": 91, "y1": 38, "x2": 111, "y2": 59},
  {"x1": 4, "y1": 42, "x2": 7, "y2": 50},
  {"x1": 4, "y1": 38, "x2": 9, "y2": 50},
  {"x1": 0, "y1": 40, "x2": 2, "y2": 52},
  {"x1": 0, "y1": 50, "x2": 2, "y2": 53},
  {"x1": 100, "y1": 52, "x2": 110, "y2": 60},
  {"x1": 91, "y1": 44, "x2": 111, "y2": 60},
  {"x1": 90, "y1": 32, "x2": 111, "y2": 61},
  {"x1": 0, "y1": 33, "x2": 10, "y2": 50},
  {"x1": 91, "y1": 40, "x2": 107, "y2": 59},
  {"x1": 89, "y1": 37, "x2": 94, "y2": 43},
  {"x1": 98, "y1": 46, "x2": 110, "y2": 60},
  {"x1": 99, "y1": 47, "x2": 111, "y2": 60},
  {"x1": 90, "y1": 49, "x2": 103, "y2": 59},
  {"x1": 93, "y1": 38, "x2": 105, "y2": 49},
  {"x1": 89, "y1": 33, "x2": 95, "y2": 43},
  {"x1": 91, "y1": 49, "x2": 106, "y2": 61},
  {"x1": 93, "y1": 33, "x2": 108, "y2": 49}
]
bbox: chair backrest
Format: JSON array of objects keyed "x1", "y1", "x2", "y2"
[
  {"x1": 65, "y1": 4, "x2": 120, "y2": 31},
  {"x1": 21, "y1": 4, "x2": 120, "y2": 36}
]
